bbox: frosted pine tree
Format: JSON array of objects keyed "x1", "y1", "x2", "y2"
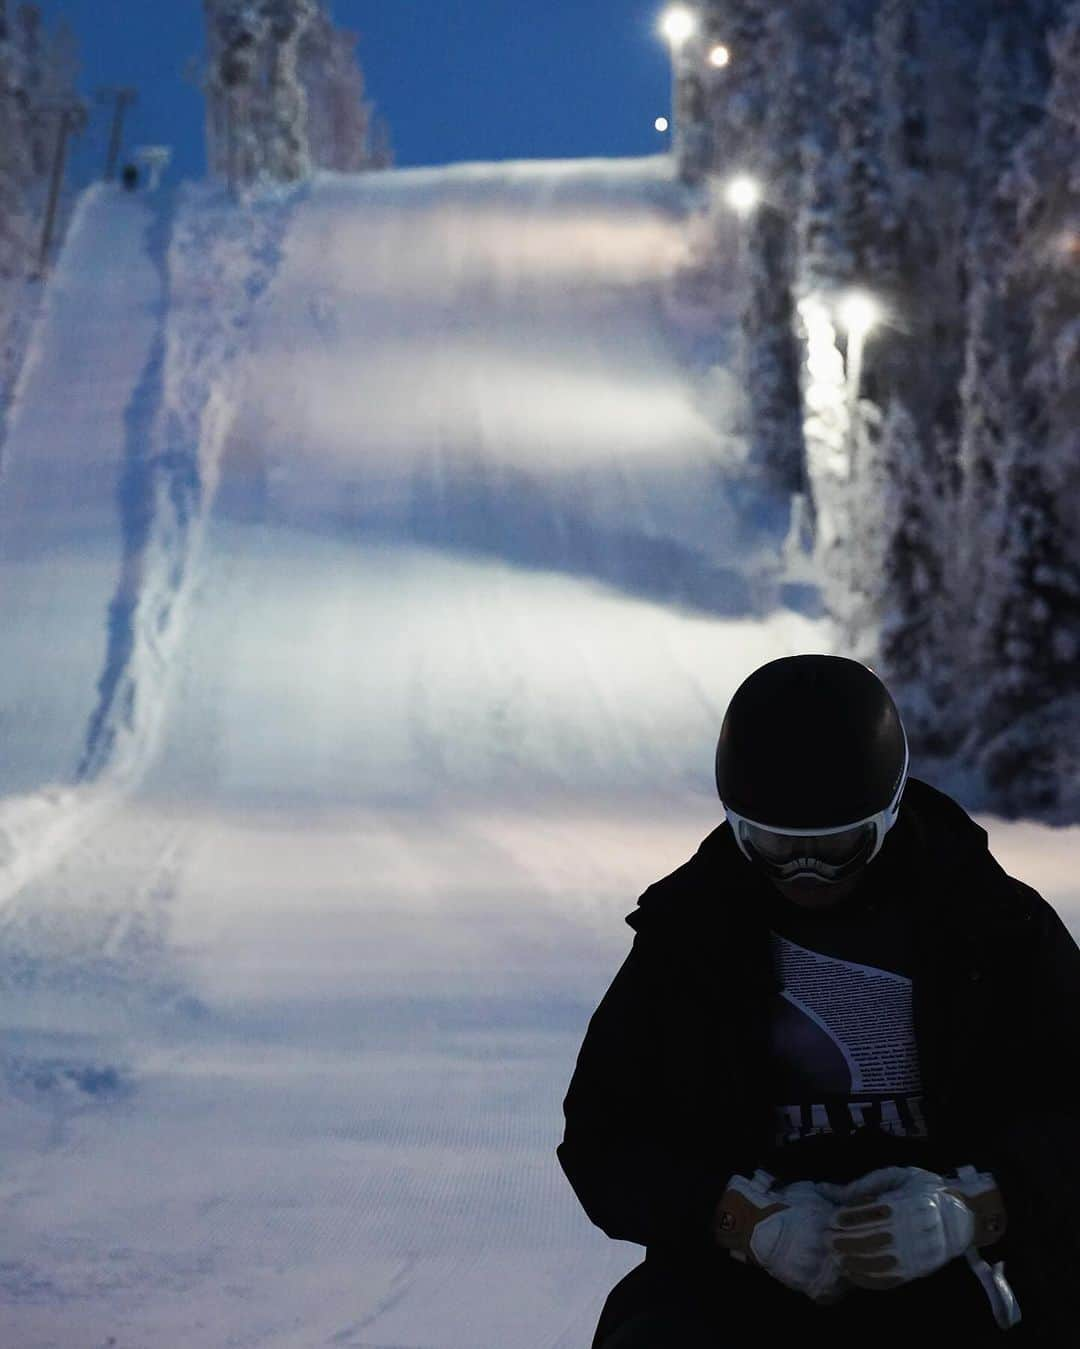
[
  {"x1": 0, "y1": 0, "x2": 35, "y2": 279},
  {"x1": 793, "y1": 129, "x2": 850, "y2": 575},
  {"x1": 974, "y1": 431, "x2": 1080, "y2": 813},
  {"x1": 1014, "y1": 1, "x2": 1080, "y2": 514},
  {"x1": 875, "y1": 0, "x2": 930, "y2": 193},
  {"x1": 204, "y1": 0, "x2": 268, "y2": 188},
  {"x1": 299, "y1": 10, "x2": 371, "y2": 173},
  {"x1": 792, "y1": 35, "x2": 898, "y2": 638},
  {"x1": 15, "y1": 5, "x2": 49, "y2": 186},
  {"x1": 874, "y1": 0, "x2": 934, "y2": 343},
  {"x1": 797, "y1": 133, "x2": 849, "y2": 297},
  {"x1": 833, "y1": 31, "x2": 900, "y2": 290},
  {"x1": 741, "y1": 13, "x2": 806, "y2": 498},
  {"x1": 260, "y1": 0, "x2": 317, "y2": 183},
  {"x1": 971, "y1": 1, "x2": 1080, "y2": 814},
  {"x1": 744, "y1": 213, "x2": 806, "y2": 497},
  {"x1": 877, "y1": 398, "x2": 951, "y2": 745},
  {"x1": 840, "y1": 392, "x2": 891, "y2": 664},
  {"x1": 703, "y1": 0, "x2": 768, "y2": 174},
  {"x1": 956, "y1": 26, "x2": 1029, "y2": 638}
]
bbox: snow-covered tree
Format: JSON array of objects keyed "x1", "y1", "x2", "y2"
[
  {"x1": 973, "y1": 428, "x2": 1080, "y2": 808},
  {"x1": 796, "y1": 132, "x2": 847, "y2": 297},
  {"x1": 963, "y1": 2, "x2": 1080, "y2": 811},
  {"x1": 702, "y1": 0, "x2": 768, "y2": 176},
  {"x1": 15, "y1": 5, "x2": 49, "y2": 183},
  {"x1": 759, "y1": 11, "x2": 807, "y2": 214},
  {"x1": 0, "y1": 0, "x2": 36, "y2": 279},
  {"x1": 204, "y1": 0, "x2": 268, "y2": 187},
  {"x1": 743, "y1": 208, "x2": 805, "y2": 496},
  {"x1": 1014, "y1": 1, "x2": 1080, "y2": 508},
  {"x1": 875, "y1": 0, "x2": 930, "y2": 191},
  {"x1": 299, "y1": 10, "x2": 371, "y2": 172},
  {"x1": 833, "y1": 32, "x2": 900, "y2": 289},
  {"x1": 731, "y1": 13, "x2": 806, "y2": 498},
  {"x1": 692, "y1": 0, "x2": 1079, "y2": 808},
  {"x1": 955, "y1": 26, "x2": 1031, "y2": 632},
  {"x1": 205, "y1": 0, "x2": 387, "y2": 187},
  {"x1": 876, "y1": 398, "x2": 945, "y2": 689},
  {"x1": 260, "y1": 0, "x2": 317, "y2": 183}
]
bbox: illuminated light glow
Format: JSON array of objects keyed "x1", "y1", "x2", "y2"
[
  {"x1": 838, "y1": 289, "x2": 882, "y2": 337},
  {"x1": 1059, "y1": 230, "x2": 1080, "y2": 259},
  {"x1": 659, "y1": 5, "x2": 697, "y2": 47},
  {"x1": 654, "y1": 116, "x2": 670, "y2": 133},
  {"x1": 709, "y1": 43, "x2": 731, "y2": 68},
  {"x1": 725, "y1": 174, "x2": 761, "y2": 215}
]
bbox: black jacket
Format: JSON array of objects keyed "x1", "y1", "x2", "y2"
[{"x1": 557, "y1": 778, "x2": 1080, "y2": 1339}]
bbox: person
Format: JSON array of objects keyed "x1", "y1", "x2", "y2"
[{"x1": 557, "y1": 655, "x2": 1080, "y2": 1347}]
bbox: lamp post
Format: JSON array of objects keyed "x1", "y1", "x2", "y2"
[
  {"x1": 838, "y1": 290, "x2": 881, "y2": 416},
  {"x1": 37, "y1": 99, "x2": 87, "y2": 275},
  {"x1": 721, "y1": 173, "x2": 762, "y2": 452},
  {"x1": 98, "y1": 86, "x2": 139, "y2": 181},
  {"x1": 837, "y1": 289, "x2": 881, "y2": 478}
]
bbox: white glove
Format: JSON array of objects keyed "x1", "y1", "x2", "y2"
[
  {"x1": 820, "y1": 1166, "x2": 1002, "y2": 1291},
  {"x1": 714, "y1": 1169, "x2": 846, "y2": 1303}
]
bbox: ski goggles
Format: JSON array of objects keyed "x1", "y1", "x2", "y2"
[{"x1": 724, "y1": 782, "x2": 906, "y2": 884}]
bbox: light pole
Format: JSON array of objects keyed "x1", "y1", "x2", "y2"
[
  {"x1": 721, "y1": 173, "x2": 762, "y2": 462},
  {"x1": 838, "y1": 290, "x2": 881, "y2": 418},
  {"x1": 838, "y1": 289, "x2": 881, "y2": 477},
  {"x1": 38, "y1": 99, "x2": 87, "y2": 275},
  {"x1": 98, "y1": 86, "x2": 138, "y2": 181}
]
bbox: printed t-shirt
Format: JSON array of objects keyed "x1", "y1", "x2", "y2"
[{"x1": 757, "y1": 873, "x2": 940, "y2": 1184}]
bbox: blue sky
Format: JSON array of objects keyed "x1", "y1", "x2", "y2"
[{"x1": 37, "y1": 1, "x2": 676, "y2": 187}]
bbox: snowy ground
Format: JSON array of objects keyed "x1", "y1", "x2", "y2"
[{"x1": 0, "y1": 159, "x2": 1076, "y2": 1349}]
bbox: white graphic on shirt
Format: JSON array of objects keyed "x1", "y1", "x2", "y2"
[
  {"x1": 774, "y1": 1096, "x2": 929, "y2": 1145},
  {"x1": 772, "y1": 936, "x2": 923, "y2": 1094}
]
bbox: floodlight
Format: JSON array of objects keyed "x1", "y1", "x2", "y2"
[
  {"x1": 660, "y1": 6, "x2": 697, "y2": 47},
  {"x1": 725, "y1": 174, "x2": 761, "y2": 216},
  {"x1": 838, "y1": 290, "x2": 882, "y2": 337}
]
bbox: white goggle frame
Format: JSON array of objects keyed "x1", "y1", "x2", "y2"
[{"x1": 723, "y1": 746, "x2": 909, "y2": 880}]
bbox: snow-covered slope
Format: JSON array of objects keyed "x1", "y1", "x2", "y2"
[
  {"x1": 0, "y1": 159, "x2": 1074, "y2": 1348},
  {"x1": 0, "y1": 187, "x2": 164, "y2": 791}
]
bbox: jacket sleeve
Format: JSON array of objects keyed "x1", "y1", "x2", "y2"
[
  {"x1": 975, "y1": 885, "x2": 1080, "y2": 1336},
  {"x1": 555, "y1": 936, "x2": 739, "y2": 1250}
]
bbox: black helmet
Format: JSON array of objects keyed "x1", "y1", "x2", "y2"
[{"x1": 715, "y1": 655, "x2": 908, "y2": 880}]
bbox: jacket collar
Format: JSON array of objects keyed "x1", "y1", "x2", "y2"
[{"x1": 626, "y1": 778, "x2": 1031, "y2": 949}]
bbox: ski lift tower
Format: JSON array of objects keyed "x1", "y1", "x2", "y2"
[{"x1": 134, "y1": 146, "x2": 173, "y2": 191}]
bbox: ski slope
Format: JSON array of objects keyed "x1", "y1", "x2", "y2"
[{"x1": 0, "y1": 158, "x2": 1076, "y2": 1349}]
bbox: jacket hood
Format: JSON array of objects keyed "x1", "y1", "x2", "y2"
[{"x1": 626, "y1": 777, "x2": 1012, "y2": 938}]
